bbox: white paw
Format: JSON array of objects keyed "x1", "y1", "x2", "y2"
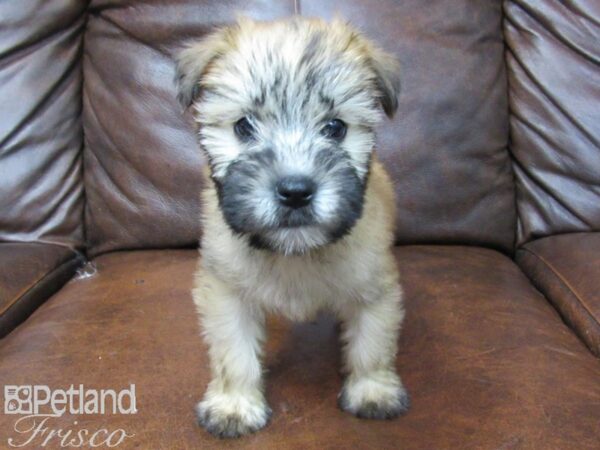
[
  {"x1": 338, "y1": 370, "x2": 410, "y2": 419},
  {"x1": 195, "y1": 390, "x2": 271, "y2": 438}
]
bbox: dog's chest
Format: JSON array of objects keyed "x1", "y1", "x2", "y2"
[{"x1": 235, "y1": 248, "x2": 379, "y2": 320}]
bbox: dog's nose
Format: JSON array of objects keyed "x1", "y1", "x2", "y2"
[{"x1": 276, "y1": 176, "x2": 315, "y2": 209}]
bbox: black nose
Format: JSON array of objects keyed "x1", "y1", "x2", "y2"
[{"x1": 276, "y1": 176, "x2": 315, "y2": 209}]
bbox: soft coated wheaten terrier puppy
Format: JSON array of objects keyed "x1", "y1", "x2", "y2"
[{"x1": 176, "y1": 16, "x2": 407, "y2": 438}]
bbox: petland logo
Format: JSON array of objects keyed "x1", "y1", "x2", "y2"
[{"x1": 4, "y1": 385, "x2": 136, "y2": 448}]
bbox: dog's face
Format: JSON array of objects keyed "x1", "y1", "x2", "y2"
[{"x1": 177, "y1": 18, "x2": 399, "y2": 255}]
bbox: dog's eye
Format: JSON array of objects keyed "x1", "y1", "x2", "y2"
[
  {"x1": 321, "y1": 119, "x2": 347, "y2": 141},
  {"x1": 234, "y1": 117, "x2": 255, "y2": 141}
]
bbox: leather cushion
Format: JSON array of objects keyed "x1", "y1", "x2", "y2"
[
  {"x1": 303, "y1": 0, "x2": 515, "y2": 251},
  {"x1": 0, "y1": 0, "x2": 86, "y2": 247},
  {"x1": 1, "y1": 247, "x2": 598, "y2": 447},
  {"x1": 0, "y1": 242, "x2": 82, "y2": 338},
  {"x1": 82, "y1": 0, "x2": 296, "y2": 256},
  {"x1": 517, "y1": 232, "x2": 600, "y2": 356},
  {"x1": 504, "y1": 0, "x2": 600, "y2": 246},
  {"x1": 83, "y1": 0, "x2": 515, "y2": 255}
]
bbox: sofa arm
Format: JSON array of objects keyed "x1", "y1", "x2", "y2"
[
  {"x1": 516, "y1": 233, "x2": 600, "y2": 356},
  {"x1": 0, "y1": 242, "x2": 83, "y2": 338}
]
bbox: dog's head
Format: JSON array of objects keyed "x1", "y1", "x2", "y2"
[{"x1": 176, "y1": 17, "x2": 399, "y2": 255}]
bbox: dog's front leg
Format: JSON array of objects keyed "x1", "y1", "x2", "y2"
[
  {"x1": 193, "y1": 273, "x2": 270, "y2": 438},
  {"x1": 338, "y1": 283, "x2": 410, "y2": 419}
]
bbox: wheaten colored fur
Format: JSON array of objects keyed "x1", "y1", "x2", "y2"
[{"x1": 177, "y1": 16, "x2": 408, "y2": 438}]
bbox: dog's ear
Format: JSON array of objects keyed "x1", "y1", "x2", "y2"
[
  {"x1": 333, "y1": 17, "x2": 401, "y2": 119},
  {"x1": 175, "y1": 28, "x2": 233, "y2": 108},
  {"x1": 368, "y1": 46, "x2": 401, "y2": 119}
]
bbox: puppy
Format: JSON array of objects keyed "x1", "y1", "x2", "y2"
[{"x1": 176, "y1": 16, "x2": 407, "y2": 438}]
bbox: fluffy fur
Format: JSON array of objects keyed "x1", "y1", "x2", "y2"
[{"x1": 176, "y1": 16, "x2": 408, "y2": 438}]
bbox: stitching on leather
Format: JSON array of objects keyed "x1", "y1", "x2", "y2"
[{"x1": 521, "y1": 247, "x2": 600, "y2": 327}]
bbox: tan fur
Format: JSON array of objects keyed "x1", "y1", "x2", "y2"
[
  {"x1": 193, "y1": 157, "x2": 407, "y2": 436},
  {"x1": 180, "y1": 17, "x2": 408, "y2": 438},
  {"x1": 196, "y1": 156, "x2": 398, "y2": 318}
]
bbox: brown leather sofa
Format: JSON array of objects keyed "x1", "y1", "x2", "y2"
[{"x1": 1, "y1": 1, "x2": 599, "y2": 448}]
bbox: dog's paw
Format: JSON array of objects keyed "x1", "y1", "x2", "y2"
[
  {"x1": 338, "y1": 370, "x2": 409, "y2": 420},
  {"x1": 195, "y1": 392, "x2": 271, "y2": 439}
]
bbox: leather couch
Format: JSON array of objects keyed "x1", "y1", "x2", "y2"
[{"x1": 1, "y1": 1, "x2": 598, "y2": 448}]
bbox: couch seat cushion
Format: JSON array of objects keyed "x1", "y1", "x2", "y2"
[
  {"x1": 0, "y1": 247, "x2": 598, "y2": 448},
  {"x1": 0, "y1": 242, "x2": 82, "y2": 338},
  {"x1": 517, "y1": 232, "x2": 600, "y2": 356}
]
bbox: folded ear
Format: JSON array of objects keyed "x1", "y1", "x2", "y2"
[
  {"x1": 332, "y1": 16, "x2": 401, "y2": 119},
  {"x1": 175, "y1": 28, "x2": 233, "y2": 108},
  {"x1": 368, "y1": 45, "x2": 401, "y2": 119}
]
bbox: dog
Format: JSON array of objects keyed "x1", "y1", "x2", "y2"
[{"x1": 176, "y1": 16, "x2": 407, "y2": 438}]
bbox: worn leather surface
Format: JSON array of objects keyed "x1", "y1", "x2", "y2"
[
  {"x1": 0, "y1": 0, "x2": 86, "y2": 248},
  {"x1": 1, "y1": 247, "x2": 598, "y2": 448},
  {"x1": 517, "y1": 232, "x2": 600, "y2": 357},
  {"x1": 0, "y1": 242, "x2": 82, "y2": 338},
  {"x1": 504, "y1": 0, "x2": 600, "y2": 246},
  {"x1": 83, "y1": 0, "x2": 515, "y2": 256}
]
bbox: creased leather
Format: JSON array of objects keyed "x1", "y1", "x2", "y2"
[
  {"x1": 504, "y1": 0, "x2": 600, "y2": 246},
  {"x1": 293, "y1": 0, "x2": 516, "y2": 251},
  {"x1": 83, "y1": 0, "x2": 516, "y2": 255},
  {"x1": 83, "y1": 0, "x2": 297, "y2": 256},
  {"x1": 0, "y1": 0, "x2": 87, "y2": 248},
  {"x1": 0, "y1": 242, "x2": 83, "y2": 338},
  {"x1": 517, "y1": 232, "x2": 600, "y2": 356}
]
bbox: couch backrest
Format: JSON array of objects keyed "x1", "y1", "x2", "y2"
[
  {"x1": 82, "y1": 0, "x2": 516, "y2": 256},
  {"x1": 82, "y1": 0, "x2": 296, "y2": 256},
  {"x1": 4, "y1": 1, "x2": 598, "y2": 257},
  {"x1": 0, "y1": 0, "x2": 86, "y2": 249},
  {"x1": 504, "y1": 0, "x2": 600, "y2": 247},
  {"x1": 303, "y1": 0, "x2": 515, "y2": 253}
]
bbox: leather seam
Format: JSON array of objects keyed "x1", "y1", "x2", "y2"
[
  {"x1": 0, "y1": 239, "x2": 77, "y2": 251},
  {"x1": 0, "y1": 256, "x2": 80, "y2": 318},
  {"x1": 520, "y1": 247, "x2": 600, "y2": 328}
]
